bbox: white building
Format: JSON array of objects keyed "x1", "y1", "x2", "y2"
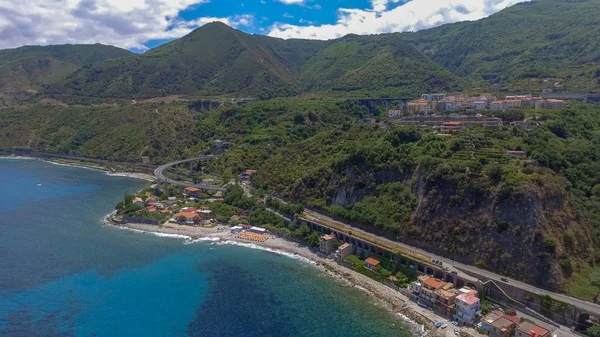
[
  {"x1": 454, "y1": 288, "x2": 480, "y2": 326},
  {"x1": 490, "y1": 101, "x2": 507, "y2": 111},
  {"x1": 472, "y1": 101, "x2": 487, "y2": 110},
  {"x1": 422, "y1": 93, "x2": 446, "y2": 102},
  {"x1": 387, "y1": 110, "x2": 403, "y2": 118}
]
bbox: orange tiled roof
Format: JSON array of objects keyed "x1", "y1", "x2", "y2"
[
  {"x1": 423, "y1": 277, "x2": 447, "y2": 289},
  {"x1": 365, "y1": 257, "x2": 380, "y2": 266}
]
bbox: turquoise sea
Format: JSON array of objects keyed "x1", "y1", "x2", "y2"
[{"x1": 0, "y1": 159, "x2": 417, "y2": 337}]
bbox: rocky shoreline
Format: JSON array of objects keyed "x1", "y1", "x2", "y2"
[{"x1": 105, "y1": 220, "x2": 463, "y2": 337}]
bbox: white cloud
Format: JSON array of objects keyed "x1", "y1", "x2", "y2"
[
  {"x1": 0, "y1": 0, "x2": 252, "y2": 50},
  {"x1": 268, "y1": 0, "x2": 528, "y2": 40},
  {"x1": 275, "y1": 0, "x2": 305, "y2": 4}
]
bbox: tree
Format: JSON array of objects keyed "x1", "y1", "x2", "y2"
[
  {"x1": 394, "y1": 272, "x2": 409, "y2": 286},
  {"x1": 587, "y1": 324, "x2": 600, "y2": 337},
  {"x1": 380, "y1": 268, "x2": 392, "y2": 279},
  {"x1": 305, "y1": 232, "x2": 320, "y2": 247}
]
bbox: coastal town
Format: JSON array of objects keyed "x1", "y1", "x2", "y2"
[
  {"x1": 359, "y1": 92, "x2": 568, "y2": 136},
  {"x1": 110, "y1": 165, "x2": 565, "y2": 337}
]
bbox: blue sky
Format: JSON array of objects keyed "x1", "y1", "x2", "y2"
[{"x1": 0, "y1": 0, "x2": 527, "y2": 51}]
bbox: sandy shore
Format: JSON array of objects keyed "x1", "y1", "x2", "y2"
[{"x1": 107, "y1": 220, "x2": 477, "y2": 337}]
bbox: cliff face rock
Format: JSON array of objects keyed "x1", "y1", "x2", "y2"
[
  {"x1": 267, "y1": 159, "x2": 594, "y2": 290},
  {"x1": 409, "y1": 176, "x2": 594, "y2": 290}
]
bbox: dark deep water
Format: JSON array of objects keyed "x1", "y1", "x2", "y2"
[{"x1": 0, "y1": 159, "x2": 417, "y2": 337}]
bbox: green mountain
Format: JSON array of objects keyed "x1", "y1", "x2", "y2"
[
  {"x1": 0, "y1": 44, "x2": 132, "y2": 100},
  {"x1": 403, "y1": 0, "x2": 600, "y2": 91},
  {"x1": 297, "y1": 33, "x2": 464, "y2": 96},
  {"x1": 46, "y1": 23, "x2": 329, "y2": 99},
  {"x1": 45, "y1": 22, "x2": 464, "y2": 99}
]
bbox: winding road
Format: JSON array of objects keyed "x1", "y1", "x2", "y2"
[{"x1": 154, "y1": 156, "x2": 226, "y2": 192}]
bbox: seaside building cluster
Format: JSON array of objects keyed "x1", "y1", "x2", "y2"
[{"x1": 364, "y1": 92, "x2": 569, "y2": 135}]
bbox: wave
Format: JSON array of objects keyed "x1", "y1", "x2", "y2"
[
  {"x1": 185, "y1": 237, "x2": 220, "y2": 244},
  {"x1": 395, "y1": 313, "x2": 427, "y2": 337}
]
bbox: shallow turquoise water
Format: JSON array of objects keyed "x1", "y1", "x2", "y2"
[{"x1": 0, "y1": 159, "x2": 416, "y2": 337}]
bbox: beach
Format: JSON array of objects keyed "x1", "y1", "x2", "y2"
[{"x1": 107, "y1": 220, "x2": 477, "y2": 337}]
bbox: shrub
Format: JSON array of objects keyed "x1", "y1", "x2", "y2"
[{"x1": 543, "y1": 238, "x2": 557, "y2": 251}]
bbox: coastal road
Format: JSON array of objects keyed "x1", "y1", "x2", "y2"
[
  {"x1": 301, "y1": 209, "x2": 600, "y2": 319},
  {"x1": 154, "y1": 156, "x2": 226, "y2": 192}
]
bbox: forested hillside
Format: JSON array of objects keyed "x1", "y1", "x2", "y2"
[
  {"x1": 403, "y1": 0, "x2": 600, "y2": 91},
  {"x1": 251, "y1": 103, "x2": 600, "y2": 295},
  {"x1": 43, "y1": 23, "x2": 465, "y2": 99},
  {"x1": 0, "y1": 44, "x2": 132, "y2": 106}
]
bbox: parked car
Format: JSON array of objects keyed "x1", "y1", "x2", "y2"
[
  {"x1": 454, "y1": 328, "x2": 460, "y2": 335},
  {"x1": 451, "y1": 271, "x2": 458, "y2": 275},
  {"x1": 445, "y1": 267, "x2": 450, "y2": 271},
  {"x1": 435, "y1": 322, "x2": 443, "y2": 328},
  {"x1": 501, "y1": 277, "x2": 509, "y2": 282},
  {"x1": 441, "y1": 323, "x2": 447, "y2": 329}
]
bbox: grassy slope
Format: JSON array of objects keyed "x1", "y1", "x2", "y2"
[{"x1": 403, "y1": 0, "x2": 600, "y2": 91}]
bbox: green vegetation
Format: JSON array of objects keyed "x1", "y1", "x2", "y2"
[
  {"x1": 537, "y1": 294, "x2": 568, "y2": 318},
  {"x1": 587, "y1": 324, "x2": 600, "y2": 337},
  {"x1": 0, "y1": 44, "x2": 131, "y2": 106},
  {"x1": 403, "y1": 0, "x2": 600, "y2": 92},
  {"x1": 42, "y1": 22, "x2": 465, "y2": 99},
  {"x1": 343, "y1": 254, "x2": 417, "y2": 285}
]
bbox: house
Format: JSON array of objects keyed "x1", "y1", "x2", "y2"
[
  {"x1": 239, "y1": 169, "x2": 257, "y2": 181},
  {"x1": 319, "y1": 234, "x2": 335, "y2": 255},
  {"x1": 198, "y1": 209, "x2": 212, "y2": 220},
  {"x1": 160, "y1": 209, "x2": 170, "y2": 215},
  {"x1": 174, "y1": 212, "x2": 200, "y2": 225},
  {"x1": 505, "y1": 100, "x2": 522, "y2": 109},
  {"x1": 230, "y1": 225, "x2": 244, "y2": 234},
  {"x1": 249, "y1": 226, "x2": 267, "y2": 234},
  {"x1": 364, "y1": 257, "x2": 380, "y2": 271},
  {"x1": 535, "y1": 99, "x2": 566, "y2": 110},
  {"x1": 490, "y1": 101, "x2": 507, "y2": 111},
  {"x1": 388, "y1": 110, "x2": 403, "y2": 118},
  {"x1": 473, "y1": 101, "x2": 487, "y2": 110},
  {"x1": 408, "y1": 99, "x2": 431, "y2": 114},
  {"x1": 440, "y1": 121, "x2": 464, "y2": 134},
  {"x1": 141, "y1": 156, "x2": 150, "y2": 164},
  {"x1": 184, "y1": 187, "x2": 201, "y2": 196},
  {"x1": 434, "y1": 285, "x2": 458, "y2": 318},
  {"x1": 147, "y1": 207, "x2": 157, "y2": 213},
  {"x1": 133, "y1": 197, "x2": 144, "y2": 207},
  {"x1": 335, "y1": 243, "x2": 354, "y2": 261},
  {"x1": 180, "y1": 207, "x2": 196, "y2": 213},
  {"x1": 481, "y1": 311, "x2": 520, "y2": 337},
  {"x1": 420, "y1": 277, "x2": 448, "y2": 308},
  {"x1": 515, "y1": 322, "x2": 551, "y2": 337},
  {"x1": 510, "y1": 121, "x2": 538, "y2": 131},
  {"x1": 240, "y1": 224, "x2": 253, "y2": 230},
  {"x1": 454, "y1": 288, "x2": 480, "y2": 326},
  {"x1": 505, "y1": 150, "x2": 527, "y2": 158},
  {"x1": 422, "y1": 93, "x2": 446, "y2": 102},
  {"x1": 484, "y1": 117, "x2": 503, "y2": 130}
]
